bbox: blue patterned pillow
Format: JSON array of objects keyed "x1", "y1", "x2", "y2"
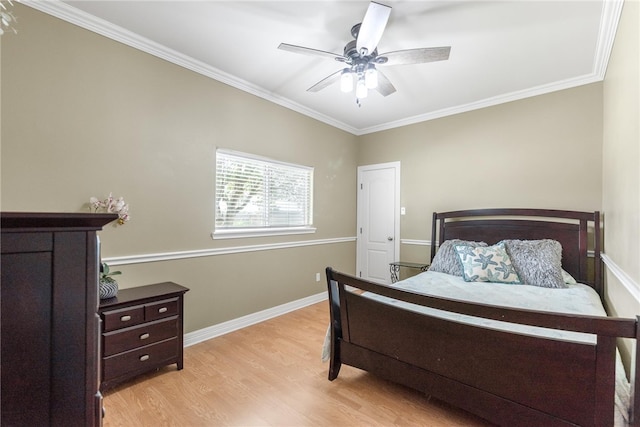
[{"x1": 454, "y1": 242, "x2": 521, "y2": 284}]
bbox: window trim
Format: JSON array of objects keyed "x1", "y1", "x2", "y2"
[
  {"x1": 213, "y1": 149, "x2": 315, "y2": 239},
  {"x1": 212, "y1": 226, "x2": 317, "y2": 240}
]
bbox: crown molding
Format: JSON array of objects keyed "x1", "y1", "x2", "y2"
[
  {"x1": 21, "y1": 0, "x2": 359, "y2": 135},
  {"x1": 593, "y1": 0, "x2": 625, "y2": 79},
  {"x1": 358, "y1": 74, "x2": 604, "y2": 135},
  {"x1": 23, "y1": 0, "x2": 623, "y2": 137},
  {"x1": 358, "y1": 0, "x2": 624, "y2": 135}
]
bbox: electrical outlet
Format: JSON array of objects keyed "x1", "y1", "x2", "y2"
[
  {"x1": 401, "y1": 207, "x2": 406, "y2": 215},
  {"x1": 315, "y1": 272, "x2": 321, "y2": 282}
]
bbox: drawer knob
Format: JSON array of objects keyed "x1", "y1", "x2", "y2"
[
  {"x1": 139, "y1": 333, "x2": 150, "y2": 340},
  {"x1": 158, "y1": 307, "x2": 168, "y2": 313},
  {"x1": 120, "y1": 315, "x2": 132, "y2": 322},
  {"x1": 139, "y1": 354, "x2": 150, "y2": 362}
]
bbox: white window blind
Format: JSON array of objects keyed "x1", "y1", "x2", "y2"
[{"x1": 215, "y1": 149, "x2": 314, "y2": 236}]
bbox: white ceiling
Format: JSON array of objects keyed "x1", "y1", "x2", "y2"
[{"x1": 26, "y1": 1, "x2": 622, "y2": 135}]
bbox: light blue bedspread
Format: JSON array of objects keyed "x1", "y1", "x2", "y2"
[{"x1": 368, "y1": 270, "x2": 605, "y2": 343}]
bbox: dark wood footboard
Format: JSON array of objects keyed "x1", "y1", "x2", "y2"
[{"x1": 326, "y1": 267, "x2": 640, "y2": 427}]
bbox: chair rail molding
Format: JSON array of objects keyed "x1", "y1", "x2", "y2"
[
  {"x1": 103, "y1": 236, "x2": 356, "y2": 266},
  {"x1": 601, "y1": 252, "x2": 640, "y2": 303},
  {"x1": 400, "y1": 239, "x2": 432, "y2": 246}
]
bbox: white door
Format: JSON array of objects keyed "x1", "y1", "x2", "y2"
[{"x1": 356, "y1": 162, "x2": 400, "y2": 284}]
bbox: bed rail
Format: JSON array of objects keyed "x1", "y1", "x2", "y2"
[{"x1": 326, "y1": 267, "x2": 639, "y2": 427}]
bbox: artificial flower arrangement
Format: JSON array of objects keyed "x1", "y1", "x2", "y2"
[{"x1": 89, "y1": 193, "x2": 130, "y2": 225}]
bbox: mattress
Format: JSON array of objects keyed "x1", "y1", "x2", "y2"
[{"x1": 323, "y1": 270, "x2": 631, "y2": 426}]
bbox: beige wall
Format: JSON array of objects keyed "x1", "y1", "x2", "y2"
[
  {"x1": 2, "y1": 3, "x2": 638, "y2": 342},
  {"x1": 357, "y1": 84, "x2": 604, "y2": 263},
  {"x1": 602, "y1": 0, "x2": 640, "y2": 365},
  {"x1": 0, "y1": 5, "x2": 357, "y2": 333}
]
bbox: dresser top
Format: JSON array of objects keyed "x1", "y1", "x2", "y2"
[
  {"x1": 1, "y1": 212, "x2": 118, "y2": 231},
  {"x1": 99, "y1": 282, "x2": 189, "y2": 309}
]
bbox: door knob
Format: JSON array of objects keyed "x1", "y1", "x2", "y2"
[{"x1": 387, "y1": 237, "x2": 394, "y2": 241}]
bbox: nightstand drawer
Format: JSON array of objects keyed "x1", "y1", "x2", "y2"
[
  {"x1": 145, "y1": 298, "x2": 179, "y2": 322},
  {"x1": 103, "y1": 338, "x2": 178, "y2": 381},
  {"x1": 103, "y1": 306, "x2": 145, "y2": 332},
  {"x1": 103, "y1": 317, "x2": 178, "y2": 357}
]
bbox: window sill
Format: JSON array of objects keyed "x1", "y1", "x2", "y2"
[{"x1": 212, "y1": 227, "x2": 317, "y2": 240}]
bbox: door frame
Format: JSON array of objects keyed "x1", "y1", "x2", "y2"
[{"x1": 356, "y1": 161, "x2": 401, "y2": 283}]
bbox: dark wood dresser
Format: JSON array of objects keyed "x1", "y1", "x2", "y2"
[
  {"x1": 1, "y1": 212, "x2": 117, "y2": 427},
  {"x1": 99, "y1": 282, "x2": 189, "y2": 391}
]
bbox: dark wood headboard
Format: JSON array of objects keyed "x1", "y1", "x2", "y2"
[{"x1": 430, "y1": 209, "x2": 601, "y2": 296}]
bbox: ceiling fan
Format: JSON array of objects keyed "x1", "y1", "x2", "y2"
[{"x1": 278, "y1": 1, "x2": 451, "y2": 103}]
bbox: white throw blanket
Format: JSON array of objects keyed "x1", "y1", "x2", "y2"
[{"x1": 323, "y1": 271, "x2": 630, "y2": 426}]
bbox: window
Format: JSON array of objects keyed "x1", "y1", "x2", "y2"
[{"x1": 214, "y1": 149, "x2": 314, "y2": 238}]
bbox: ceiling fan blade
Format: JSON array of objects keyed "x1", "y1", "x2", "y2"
[
  {"x1": 375, "y1": 70, "x2": 396, "y2": 97},
  {"x1": 378, "y1": 46, "x2": 451, "y2": 66},
  {"x1": 278, "y1": 43, "x2": 347, "y2": 62},
  {"x1": 356, "y1": 2, "x2": 392, "y2": 56},
  {"x1": 307, "y1": 69, "x2": 343, "y2": 92}
]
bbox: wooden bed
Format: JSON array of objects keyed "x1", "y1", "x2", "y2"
[{"x1": 325, "y1": 208, "x2": 639, "y2": 427}]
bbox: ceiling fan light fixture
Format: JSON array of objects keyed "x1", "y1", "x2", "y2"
[
  {"x1": 278, "y1": 1, "x2": 451, "y2": 103},
  {"x1": 356, "y1": 77, "x2": 368, "y2": 99},
  {"x1": 364, "y1": 65, "x2": 378, "y2": 89},
  {"x1": 340, "y1": 69, "x2": 354, "y2": 93}
]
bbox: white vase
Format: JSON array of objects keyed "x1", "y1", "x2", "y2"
[{"x1": 99, "y1": 277, "x2": 119, "y2": 299}]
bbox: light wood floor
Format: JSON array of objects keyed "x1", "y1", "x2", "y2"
[{"x1": 102, "y1": 302, "x2": 494, "y2": 426}]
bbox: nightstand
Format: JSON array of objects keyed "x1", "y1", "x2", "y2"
[
  {"x1": 99, "y1": 282, "x2": 189, "y2": 391},
  {"x1": 389, "y1": 261, "x2": 429, "y2": 283}
]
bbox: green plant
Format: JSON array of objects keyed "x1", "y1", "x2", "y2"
[{"x1": 100, "y1": 263, "x2": 121, "y2": 282}]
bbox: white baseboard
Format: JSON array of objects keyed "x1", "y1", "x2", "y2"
[{"x1": 183, "y1": 292, "x2": 327, "y2": 347}]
